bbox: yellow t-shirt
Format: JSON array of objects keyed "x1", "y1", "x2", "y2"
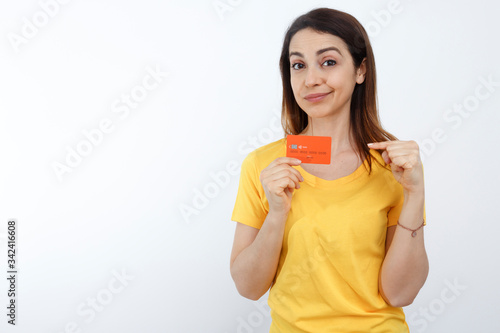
[{"x1": 231, "y1": 137, "x2": 426, "y2": 333}]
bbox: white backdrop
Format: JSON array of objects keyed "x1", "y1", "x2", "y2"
[{"x1": 0, "y1": 0, "x2": 499, "y2": 332}]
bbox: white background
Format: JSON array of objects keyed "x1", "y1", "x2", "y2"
[{"x1": 0, "y1": 0, "x2": 499, "y2": 332}]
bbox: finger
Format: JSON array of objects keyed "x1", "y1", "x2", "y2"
[
  {"x1": 284, "y1": 186, "x2": 294, "y2": 198},
  {"x1": 391, "y1": 155, "x2": 418, "y2": 170},
  {"x1": 384, "y1": 143, "x2": 420, "y2": 160},
  {"x1": 381, "y1": 150, "x2": 391, "y2": 164},
  {"x1": 269, "y1": 157, "x2": 302, "y2": 168},
  {"x1": 372, "y1": 140, "x2": 419, "y2": 152},
  {"x1": 287, "y1": 165, "x2": 304, "y2": 183},
  {"x1": 385, "y1": 151, "x2": 420, "y2": 166},
  {"x1": 272, "y1": 178, "x2": 296, "y2": 196},
  {"x1": 390, "y1": 164, "x2": 404, "y2": 173},
  {"x1": 385, "y1": 152, "x2": 416, "y2": 169},
  {"x1": 367, "y1": 141, "x2": 393, "y2": 150},
  {"x1": 268, "y1": 169, "x2": 302, "y2": 189},
  {"x1": 266, "y1": 163, "x2": 304, "y2": 183}
]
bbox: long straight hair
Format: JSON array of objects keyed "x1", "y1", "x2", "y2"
[{"x1": 279, "y1": 7, "x2": 397, "y2": 173}]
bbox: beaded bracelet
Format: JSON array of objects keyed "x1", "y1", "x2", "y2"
[{"x1": 397, "y1": 219, "x2": 425, "y2": 237}]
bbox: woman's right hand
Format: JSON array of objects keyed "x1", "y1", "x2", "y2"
[{"x1": 259, "y1": 157, "x2": 304, "y2": 217}]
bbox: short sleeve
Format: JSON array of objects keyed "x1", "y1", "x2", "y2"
[
  {"x1": 387, "y1": 190, "x2": 404, "y2": 228},
  {"x1": 231, "y1": 152, "x2": 268, "y2": 229}
]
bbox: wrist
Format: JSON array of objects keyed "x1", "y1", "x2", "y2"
[
  {"x1": 403, "y1": 187, "x2": 425, "y2": 204},
  {"x1": 266, "y1": 209, "x2": 289, "y2": 224},
  {"x1": 400, "y1": 189, "x2": 425, "y2": 231}
]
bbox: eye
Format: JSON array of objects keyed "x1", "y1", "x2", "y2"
[
  {"x1": 322, "y1": 59, "x2": 336, "y2": 66},
  {"x1": 291, "y1": 63, "x2": 304, "y2": 70}
]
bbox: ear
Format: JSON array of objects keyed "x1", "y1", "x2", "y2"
[{"x1": 356, "y1": 58, "x2": 367, "y2": 84}]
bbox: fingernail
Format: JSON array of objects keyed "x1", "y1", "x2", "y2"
[{"x1": 367, "y1": 143, "x2": 374, "y2": 146}]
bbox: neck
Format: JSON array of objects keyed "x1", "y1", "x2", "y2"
[{"x1": 300, "y1": 107, "x2": 356, "y2": 155}]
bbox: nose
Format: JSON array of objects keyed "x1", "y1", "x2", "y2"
[{"x1": 304, "y1": 65, "x2": 323, "y2": 87}]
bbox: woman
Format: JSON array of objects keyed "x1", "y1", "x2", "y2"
[{"x1": 230, "y1": 7, "x2": 428, "y2": 332}]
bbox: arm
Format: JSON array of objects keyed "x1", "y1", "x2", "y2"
[
  {"x1": 229, "y1": 156, "x2": 303, "y2": 300},
  {"x1": 379, "y1": 189, "x2": 429, "y2": 307},
  {"x1": 368, "y1": 140, "x2": 429, "y2": 307},
  {"x1": 230, "y1": 211, "x2": 288, "y2": 301}
]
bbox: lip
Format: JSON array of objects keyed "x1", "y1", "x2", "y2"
[{"x1": 304, "y1": 92, "x2": 331, "y2": 102}]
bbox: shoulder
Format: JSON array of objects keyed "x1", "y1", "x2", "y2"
[{"x1": 243, "y1": 137, "x2": 287, "y2": 172}]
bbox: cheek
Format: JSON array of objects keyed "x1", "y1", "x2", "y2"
[
  {"x1": 325, "y1": 73, "x2": 342, "y2": 88},
  {"x1": 326, "y1": 70, "x2": 356, "y2": 91},
  {"x1": 290, "y1": 76, "x2": 301, "y2": 95}
]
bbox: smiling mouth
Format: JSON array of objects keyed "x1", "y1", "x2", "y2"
[{"x1": 304, "y1": 92, "x2": 331, "y2": 102}]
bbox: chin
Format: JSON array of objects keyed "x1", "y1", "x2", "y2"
[{"x1": 300, "y1": 105, "x2": 336, "y2": 118}]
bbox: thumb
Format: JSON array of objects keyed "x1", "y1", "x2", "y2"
[{"x1": 382, "y1": 150, "x2": 391, "y2": 165}]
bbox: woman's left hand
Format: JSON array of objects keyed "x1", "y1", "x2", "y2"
[{"x1": 368, "y1": 140, "x2": 424, "y2": 194}]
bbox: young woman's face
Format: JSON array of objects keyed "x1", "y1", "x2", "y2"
[{"x1": 289, "y1": 28, "x2": 366, "y2": 119}]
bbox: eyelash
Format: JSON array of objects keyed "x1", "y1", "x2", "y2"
[{"x1": 291, "y1": 59, "x2": 336, "y2": 70}]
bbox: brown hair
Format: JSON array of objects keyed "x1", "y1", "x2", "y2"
[{"x1": 279, "y1": 7, "x2": 397, "y2": 173}]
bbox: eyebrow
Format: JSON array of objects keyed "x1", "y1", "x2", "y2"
[{"x1": 289, "y1": 46, "x2": 343, "y2": 58}]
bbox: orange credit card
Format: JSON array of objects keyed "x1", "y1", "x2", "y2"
[{"x1": 286, "y1": 135, "x2": 331, "y2": 164}]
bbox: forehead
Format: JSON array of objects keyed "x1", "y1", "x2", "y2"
[{"x1": 289, "y1": 28, "x2": 348, "y2": 54}]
